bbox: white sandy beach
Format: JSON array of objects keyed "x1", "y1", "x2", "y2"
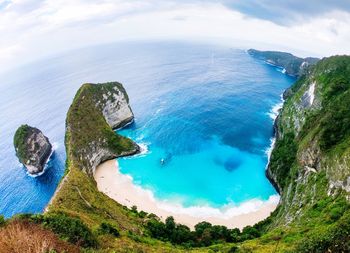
[{"x1": 94, "y1": 159, "x2": 279, "y2": 229}]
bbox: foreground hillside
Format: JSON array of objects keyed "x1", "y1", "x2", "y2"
[{"x1": 1, "y1": 56, "x2": 350, "y2": 252}]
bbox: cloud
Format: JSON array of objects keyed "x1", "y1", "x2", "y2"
[
  {"x1": 0, "y1": 0, "x2": 349, "y2": 73},
  {"x1": 0, "y1": 0, "x2": 11, "y2": 10},
  {"x1": 223, "y1": 0, "x2": 350, "y2": 25}
]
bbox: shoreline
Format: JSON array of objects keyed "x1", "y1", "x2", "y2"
[{"x1": 94, "y1": 159, "x2": 279, "y2": 229}]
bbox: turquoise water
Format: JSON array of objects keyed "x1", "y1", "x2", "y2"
[
  {"x1": 117, "y1": 45, "x2": 294, "y2": 208},
  {"x1": 0, "y1": 42, "x2": 294, "y2": 217}
]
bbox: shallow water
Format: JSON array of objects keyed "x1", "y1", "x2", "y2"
[
  {"x1": 0, "y1": 41, "x2": 294, "y2": 217},
  {"x1": 117, "y1": 46, "x2": 294, "y2": 208}
]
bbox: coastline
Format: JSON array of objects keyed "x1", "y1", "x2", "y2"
[
  {"x1": 265, "y1": 94, "x2": 285, "y2": 195},
  {"x1": 94, "y1": 159, "x2": 279, "y2": 230}
]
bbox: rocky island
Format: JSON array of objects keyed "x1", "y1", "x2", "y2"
[
  {"x1": 14, "y1": 125, "x2": 52, "y2": 175},
  {"x1": 248, "y1": 49, "x2": 319, "y2": 77}
]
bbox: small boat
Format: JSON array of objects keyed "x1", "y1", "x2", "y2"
[{"x1": 160, "y1": 158, "x2": 165, "y2": 165}]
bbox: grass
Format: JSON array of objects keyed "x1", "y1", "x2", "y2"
[{"x1": 0, "y1": 219, "x2": 80, "y2": 253}]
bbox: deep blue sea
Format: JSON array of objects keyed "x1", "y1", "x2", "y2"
[{"x1": 0, "y1": 42, "x2": 294, "y2": 218}]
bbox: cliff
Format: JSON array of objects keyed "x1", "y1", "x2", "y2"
[
  {"x1": 261, "y1": 55, "x2": 350, "y2": 252},
  {"x1": 248, "y1": 49, "x2": 319, "y2": 77},
  {"x1": 65, "y1": 82, "x2": 139, "y2": 176},
  {"x1": 14, "y1": 125, "x2": 52, "y2": 174},
  {"x1": 45, "y1": 82, "x2": 181, "y2": 252}
]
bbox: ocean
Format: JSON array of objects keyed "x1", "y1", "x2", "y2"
[{"x1": 0, "y1": 41, "x2": 294, "y2": 218}]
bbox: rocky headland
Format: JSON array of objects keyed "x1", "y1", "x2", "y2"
[
  {"x1": 248, "y1": 48, "x2": 319, "y2": 77},
  {"x1": 65, "y1": 82, "x2": 139, "y2": 176}
]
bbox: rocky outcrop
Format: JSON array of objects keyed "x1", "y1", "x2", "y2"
[
  {"x1": 248, "y1": 49, "x2": 319, "y2": 77},
  {"x1": 66, "y1": 82, "x2": 139, "y2": 176},
  {"x1": 14, "y1": 125, "x2": 52, "y2": 175},
  {"x1": 97, "y1": 84, "x2": 134, "y2": 129}
]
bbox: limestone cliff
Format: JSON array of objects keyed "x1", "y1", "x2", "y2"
[
  {"x1": 266, "y1": 55, "x2": 350, "y2": 234},
  {"x1": 65, "y1": 82, "x2": 139, "y2": 176},
  {"x1": 14, "y1": 125, "x2": 52, "y2": 174}
]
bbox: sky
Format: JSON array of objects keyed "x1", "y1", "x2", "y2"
[{"x1": 1, "y1": 0, "x2": 350, "y2": 72}]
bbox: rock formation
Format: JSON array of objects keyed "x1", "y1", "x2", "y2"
[
  {"x1": 65, "y1": 82, "x2": 139, "y2": 176},
  {"x1": 14, "y1": 125, "x2": 52, "y2": 175}
]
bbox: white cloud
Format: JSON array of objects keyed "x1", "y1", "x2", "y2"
[{"x1": 0, "y1": 0, "x2": 349, "y2": 73}]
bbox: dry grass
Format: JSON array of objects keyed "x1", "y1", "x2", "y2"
[{"x1": 0, "y1": 220, "x2": 80, "y2": 253}]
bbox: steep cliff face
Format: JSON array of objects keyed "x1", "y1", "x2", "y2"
[
  {"x1": 14, "y1": 125, "x2": 52, "y2": 174},
  {"x1": 267, "y1": 56, "x2": 350, "y2": 233},
  {"x1": 65, "y1": 82, "x2": 139, "y2": 176},
  {"x1": 248, "y1": 49, "x2": 319, "y2": 77},
  {"x1": 98, "y1": 84, "x2": 134, "y2": 129}
]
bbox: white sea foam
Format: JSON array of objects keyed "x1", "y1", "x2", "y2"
[
  {"x1": 138, "y1": 143, "x2": 149, "y2": 155},
  {"x1": 123, "y1": 142, "x2": 150, "y2": 159},
  {"x1": 267, "y1": 94, "x2": 284, "y2": 121},
  {"x1": 155, "y1": 194, "x2": 280, "y2": 219},
  {"x1": 265, "y1": 94, "x2": 285, "y2": 168},
  {"x1": 267, "y1": 102, "x2": 283, "y2": 121}
]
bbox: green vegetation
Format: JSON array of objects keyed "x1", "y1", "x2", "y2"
[
  {"x1": 295, "y1": 211, "x2": 350, "y2": 252},
  {"x1": 13, "y1": 124, "x2": 30, "y2": 162},
  {"x1": 98, "y1": 222, "x2": 120, "y2": 237},
  {"x1": 146, "y1": 217, "x2": 243, "y2": 247},
  {"x1": 269, "y1": 132, "x2": 297, "y2": 189}
]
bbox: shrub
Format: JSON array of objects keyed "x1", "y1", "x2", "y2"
[
  {"x1": 31, "y1": 213, "x2": 97, "y2": 248},
  {"x1": 138, "y1": 211, "x2": 148, "y2": 218},
  {"x1": 131, "y1": 205, "x2": 138, "y2": 213},
  {"x1": 145, "y1": 216, "x2": 262, "y2": 247},
  {"x1": 228, "y1": 245, "x2": 239, "y2": 253},
  {"x1": 241, "y1": 226, "x2": 260, "y2": 240},
  {"x1": 98, "y1": 222, "x2": 120, "y2": 237}
]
